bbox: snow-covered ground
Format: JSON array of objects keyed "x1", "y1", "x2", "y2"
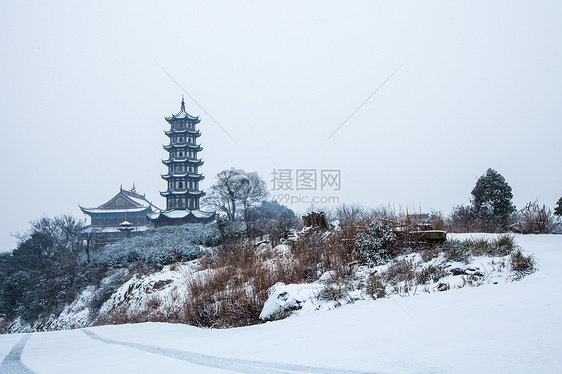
[{"x1": 1, "y1": 234, "x2": 561, "y2": 373}]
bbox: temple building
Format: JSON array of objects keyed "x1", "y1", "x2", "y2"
[
  {"x1": 148, "y1": 98, "x2": 214, "y2": 226},
  {"x1": 80, "y1": 185, "x2": 159, "y2": 246}
]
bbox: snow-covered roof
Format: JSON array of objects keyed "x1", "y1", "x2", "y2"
[
  {"x1": 81, "y1": 207, "x2": 151, "y2": 214},
  {"x1": 191, "y1": 210, "x2": 215, "y2": 219},
  {"x1": 80, "y1": 187, "x2": 159, "y2": 215},
  {"x1": 148, "y1": 209, "x2": 215, "y2": 220}
]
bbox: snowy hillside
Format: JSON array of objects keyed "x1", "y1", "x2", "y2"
[{"x1": 1, "y1": 234, "x2": 560, "y2": 373}]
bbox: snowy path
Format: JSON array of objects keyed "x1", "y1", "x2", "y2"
[
  {"x1": 82, "y1": 329, "x2": 375, "y2": 374},
  {"x1": 0, "y1": 335, "x2": 35, "y2": 374}
]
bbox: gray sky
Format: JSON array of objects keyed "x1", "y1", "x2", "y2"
[{"x1": 1, "y1": 1, "x2": 561, "y2": 251}]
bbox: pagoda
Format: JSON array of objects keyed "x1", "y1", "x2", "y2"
[{"x1": 149, "y1": 98, "x2": 214, "y2": 226}]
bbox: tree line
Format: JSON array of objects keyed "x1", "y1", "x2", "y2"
[{"x1": 447, "y1": 168, "x2": 561, "y2": 233}]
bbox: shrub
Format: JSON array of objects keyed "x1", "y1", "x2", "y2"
[
  {"x1": 440, "y1": 239, "x2": 471, "y2": 264},
  {"x1": 429, "y1": 211, "x2": 445, "y2": 230},
  {"x1": 491, "y1": 234, "x2": 517, "y2": 256},
  {"x1": 416, "y1": 265, "x2": 448, "y2": 285},
  {"x1": 383, "y1": 259, "x2": 416, "y2": 285},
  {"x1": 93, "y1": 223, "x2": 219, "y2": 268},
  {"x1": 514, "y1": 201, "x2": 557, "y2": 234},
  {"x1": 246, "y1": 201, "x2": 298, "y2": 244},
  {"x1": 420, "y1": 246, "x2": 440, "y2": 262},
  {"x1": 89, "y1": 269, "x2": 129, "y2": 320},
  {"x1": 446, "y1": 205, "x2": 476, "y2": 233},
  {"x1": 465, "y1": 237, "x2": 494, "y2": 256},
  {"x1": 509, "y1": 249, "x2": 536, "y2": 280},
  {"x1": 354, "y1": 219, "x2": 396, "y2": 265},
  {"x1": 364, "y1": 274, "x2": 386, "y2": 299},
  {"x1": 318, "y1": 277, "x2": 353, "y2": 302}
]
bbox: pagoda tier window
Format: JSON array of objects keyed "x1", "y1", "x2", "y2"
[{"x1": 176, "y1": 198, "x2": 185, "y2": 208}]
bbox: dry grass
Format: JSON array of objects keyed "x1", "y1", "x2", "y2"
[
  {"x1": 509, "y1": 249, "x2": 536, "y2": 280},
  {"x1": 97, "y1": 207, "x2": 538, "y2": 329},
  {"x1": 182, "y1": 225, "x2": 361, "y2": 328}
]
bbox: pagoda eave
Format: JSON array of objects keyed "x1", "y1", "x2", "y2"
[
  {"x1": 164, "y1": 129, "x2": 201, "y2": 137},
  {"x1": 163, "y1": 143, "x2": 203, "y2": 151},
  {"x1": 161, "y1": 173, "x2": 204, "y2": 180},
  {"x1": 160, "y1": 190, "x2": 206, "y2": 197},
  {"x1": 162, "y1": 158, "x2": 204, "y2": 166},
  {"x1": 164, "y1": 115, "x2": 200, "y2": 123}
]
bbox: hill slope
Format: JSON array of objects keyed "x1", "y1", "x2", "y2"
[{"x1": 0, "y1": 234, "x2": 560, "y2": 373}]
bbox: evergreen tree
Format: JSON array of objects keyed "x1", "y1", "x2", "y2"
[
  {"x1": 555, "y1": 197, "x2": 562, "y2": 216},
  {"x1": 471, "y1": 168, "x2": 516, "y2": 231}
]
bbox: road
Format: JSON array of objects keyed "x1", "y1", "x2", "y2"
[{"x1": 0, "y1": 328, "x2": 377, "y2": 374}]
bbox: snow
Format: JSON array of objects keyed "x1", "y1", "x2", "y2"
[
  {"x1": 81, "y1": 225, "x2": 150, "y2": 233},
  {"x1": 1, "y1": 234, "x2": 561, "y2": 373},
  {"x1": 96, "y1": 263, "x2": 195, "y2": 321},
  {"x1": 126, "y1": 195, "x2": 152, "y2": 208},
  {"x1": 162, "y1": 210, "x2": 189, "y2": 218},
  {"x1": 191, "y1": 210, "x2": 215, "y2": 218},
  {"x1": 259, "y1": 282, "x2": 323, "y2": 321},
  {"x1": 80, "y1": 207, "x2": 149, "y2": 214}
]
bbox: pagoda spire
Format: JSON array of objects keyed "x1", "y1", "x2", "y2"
[{"x1": 180, "y1": 95, "x2": 185, "y2": 112}]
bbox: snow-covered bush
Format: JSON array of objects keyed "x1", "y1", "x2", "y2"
[
  {"x1": 216, "y1": 217, "x2": 246, "y2": 243},
  {"x1": 491, "y1": 234, "x2": 517, "y2": 256},
  {"x1": 440, "y1": 239, "x2": 472, "y2": 264},
  {"x1": 509, "y1": 249, "x2": 536, "y2": 280},
  {"x1": 88, "y1": 269, "x2": 128, "y2": 320},
  {"x1": 383, "y1": 259, "x2": 416, "y2": 285},
  {"x1": 415, "y1": 264, "x2": 448, "y2": 285},
  {"x1": 354, "y1": 220, "x2": 396, "y2": 265},
  {"x1": 318, "y1": 276, "x2": 353, "y2": 302},
  {"x1": 94, "y1": 223, "x2": 220, "y2": 268},
  {"x1": 363, "y1": 274, "x2": 386, "y2": 299}
]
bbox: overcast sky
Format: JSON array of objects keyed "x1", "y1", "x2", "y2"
[{"x1": 1, "y1": 1, "x2": 561, "y2": 251}]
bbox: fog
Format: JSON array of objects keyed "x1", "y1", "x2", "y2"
[{"x1": 1, "y1": 1, "x2": 561, "y2": 251}]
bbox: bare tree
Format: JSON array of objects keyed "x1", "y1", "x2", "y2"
[{"x1": 203, "y1": 168, "x2": 269, "y2": 222}]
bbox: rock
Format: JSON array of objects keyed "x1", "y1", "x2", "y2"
[
  {"x1": 259, "y1": 283, "x2": 305, "y2": 321},
  {"x1": 450, "y1": 266, "x2": 484, "y2": 277},
  {"x1": 451, "y1": 268, "x2": 465, "y2": 276}
]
